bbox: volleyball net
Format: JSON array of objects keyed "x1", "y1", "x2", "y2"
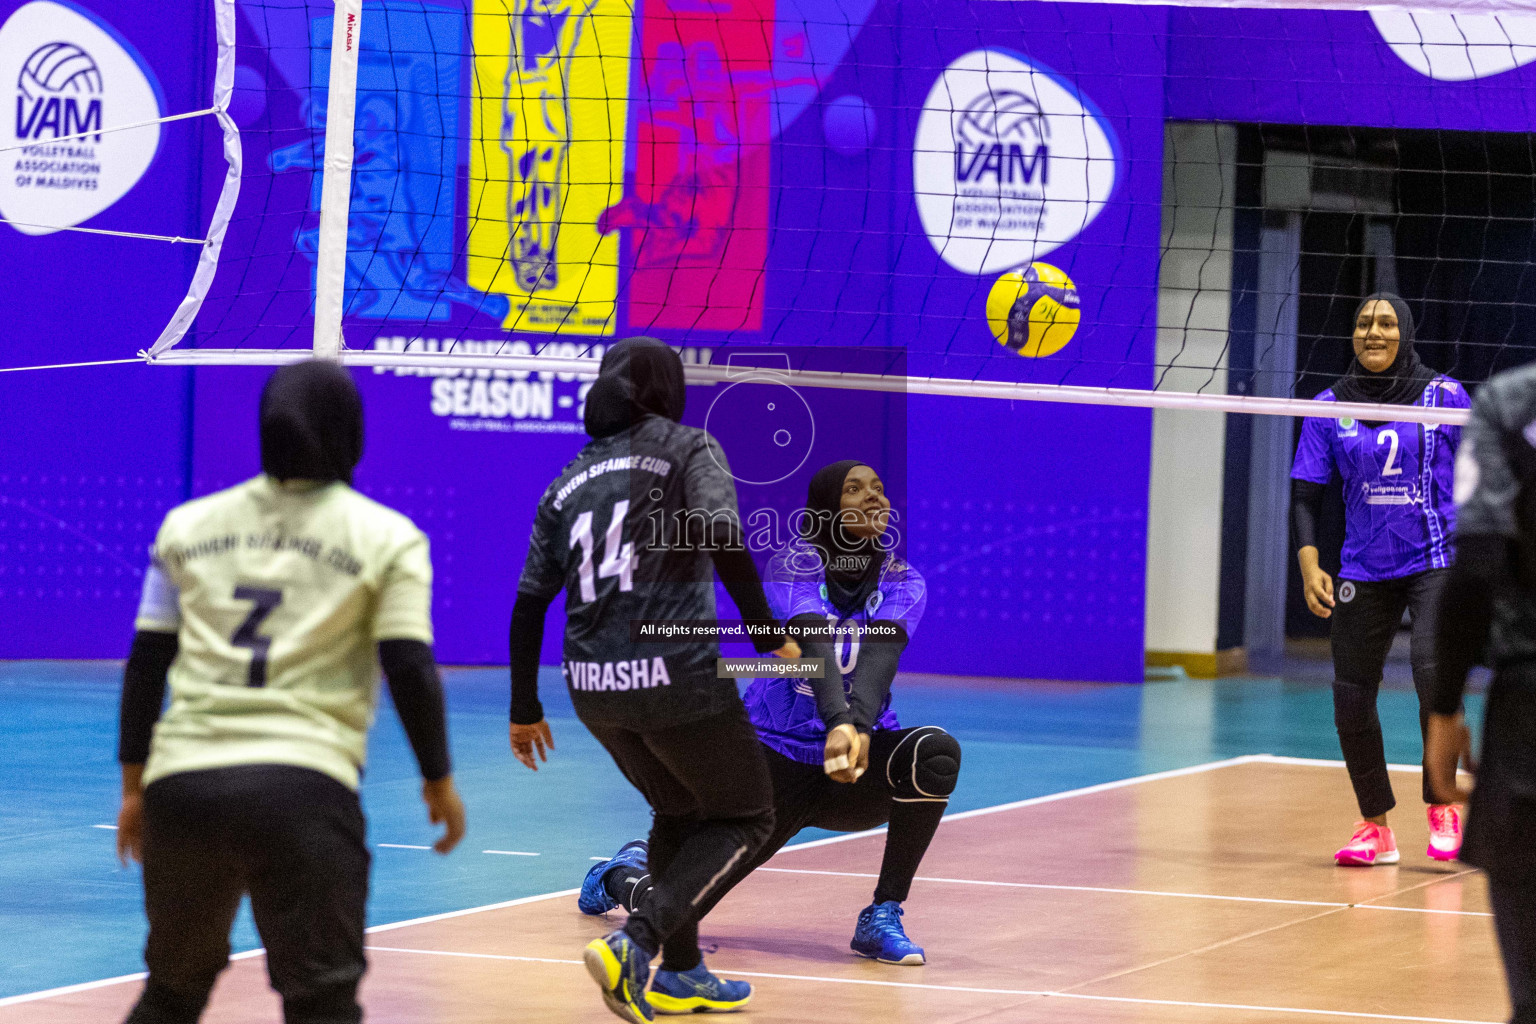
[{"x1": 18, "y1": 0, "x2": 1536, "y2": 424}]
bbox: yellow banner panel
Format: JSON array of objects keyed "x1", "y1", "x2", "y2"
[{"x1": 468, "y1": 0, "x2": 632, "y2": 335}]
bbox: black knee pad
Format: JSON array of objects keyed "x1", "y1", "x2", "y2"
[
  {"x1": 1332, "y1": 680, "x2": 1381, "y2": 734},
  {"x1": 886, "y1": 727, "x2": 961, "y2": 800}
]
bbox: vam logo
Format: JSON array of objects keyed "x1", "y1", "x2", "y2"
[
  {"x1": 17, "y1": 41, "x2": 102, "y2": 141},
  {"x1": 0, "y1": 1, "x2": 162, "y2": 235},
  {"x1": 915, "y1": 49, "x2": 1118, "y2": 276},
  {"x1": 953, "y1": 90, "x2": 1049, "y2": 187},
  {"x1": 1372, "y1": 10, "x2": 1536, "y2": 81}
]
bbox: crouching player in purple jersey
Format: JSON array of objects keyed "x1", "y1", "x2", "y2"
[
  {"x1": 578, "y1": 460, "x2": 962, "y2": 990},
  {"x1": 1290, "y1": 293, "x2": 1469, "y2": 866}
]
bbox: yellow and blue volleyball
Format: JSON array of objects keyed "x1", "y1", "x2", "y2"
[{"x1": 986, "y1": 263, "x2": 1081, "y2": 358}]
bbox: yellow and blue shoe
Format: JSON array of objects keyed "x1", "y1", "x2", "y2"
[
  {"x1": 648, "y1": 962, "x2": 752, "y2": 1014},
  {"x1": 850, "y1": 901, "x2": 926, "y2": 965},
  {"x1": 583, "y1": 929, "x2": 654, "y2": 1023},
  {"x1": 579, "y1": 840, "x2": 649, "y2": 915}
]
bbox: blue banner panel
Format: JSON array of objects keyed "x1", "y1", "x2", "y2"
[
  {"x1": 13, "y1": 0, "x2": 1536, "y2": 679},
  {"x1": 1168, "y1": 7, "x2": 1536, "y2": 131},
  {"x1": 186, "y1": 0, "x2": 1165, "y2": 680},
  {"x1": 0, "y1": 0, "x2": 202, "y2": 657}
]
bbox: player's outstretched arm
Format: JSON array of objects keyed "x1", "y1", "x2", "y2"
[
  {"x1": 686, "y1": 432, "x2": 794, "y2": 655},
  {"x1": 117, "y1": 629, "x2": 177, "y2": 866},
  {"x1": 791, "y1": 611, "x2": 847, "y2": 729},
  {"x1": 378, "y1": 639, "x2": 465, "y2": 853},
  {"x1": 509, "y1": 592, "x2": 556, "y2": 770},
  {"x1": 709, "y1": 523, "x2": 793, "y2": 656},
  {"x1": 843, "y1": 621, "x2": 910, "y2": 734}
]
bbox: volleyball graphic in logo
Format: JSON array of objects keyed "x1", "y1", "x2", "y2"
[
  {"x1": 987, "y1": 263, "x2": 1081, "y2": 358},
  {"x1": 1, "y1": 1, "x2": 162, "y2": 236},
  {"x1": 19, "y1": 42, "x2": 103, "y2": 102}
]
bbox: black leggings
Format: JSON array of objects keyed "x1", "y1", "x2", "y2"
[
  {"x1": 1492, "y1": 871, "x2": 1536, "y2": 1024},
  {"x1": 605, "y1": 726, "x2": 961, "y2": 971},
  {"x1": 123, "y1": 765, "x2": 369, "y2": 1024},
  {"x1": 1330, "y1": 569, "x2": 1449, "y2": 819},
  {"x1": 584, "y1": 697, "x2": 775, "y2": 962}
]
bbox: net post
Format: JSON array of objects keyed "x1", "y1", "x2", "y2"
[{"x1": 313, "y1": 0, "x2": 363, "y2": 363}]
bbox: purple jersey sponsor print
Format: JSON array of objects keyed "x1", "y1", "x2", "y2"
[
  {"x1": 1290, "y1": 378, "x2": 1469, "y2": 582},
  {"x1": 744, "y1": 540, "x2": 928, "y2": 765}
]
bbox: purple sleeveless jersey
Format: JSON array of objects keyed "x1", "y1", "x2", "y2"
[
  {"x1": 1290, "y1": 377, "x2": 1469, "y2": 582},
  {"x1": 744, "y1": 541, "x2": 928, "y2": 765}
]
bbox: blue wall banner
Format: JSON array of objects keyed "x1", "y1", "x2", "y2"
[{"x1": 7, "y1": 0, "x2": 1536, "y2": 678}]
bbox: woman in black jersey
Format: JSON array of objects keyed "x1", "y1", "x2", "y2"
[{"x1": 507, "y1": 338, "x2": 797, "y2": 1023}]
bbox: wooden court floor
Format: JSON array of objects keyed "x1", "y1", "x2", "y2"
[{"x1": 0, "y1": 756, "x2": 1508, "y2": 1024}]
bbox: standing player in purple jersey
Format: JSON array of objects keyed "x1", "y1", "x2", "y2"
[
  {"x1": 578, "y1": 461, "x2": 961, "y2": 995},
  {"x1": 1290, "y1": 293, "x2": 1469, "y2": 867}
]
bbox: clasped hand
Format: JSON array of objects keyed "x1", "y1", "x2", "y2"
[{"x1": 824, "y1": 723, "x2": 868, "y2": 784}]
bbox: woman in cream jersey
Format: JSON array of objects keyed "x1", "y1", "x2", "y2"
[{"x1": 115, "y1": 361, "x2": 466, "y2": 1024}]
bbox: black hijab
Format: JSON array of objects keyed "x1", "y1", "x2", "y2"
[
  {"x1": 803, "y1": 460, "x2": 888, "y2": 617},
  {"x1": 584, "y1": 336, "x2": 687, "y2": 439},
  {"x1": 259, "y1": 360, "x2": 364, "y2": 485},
  {"x1": 1331, "y1": 293, "x2": 1437, "y2": 420}
]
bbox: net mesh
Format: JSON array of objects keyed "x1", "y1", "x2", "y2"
[{"x1": 106, "y1": 0, "x2": 1536, "y2": 420}]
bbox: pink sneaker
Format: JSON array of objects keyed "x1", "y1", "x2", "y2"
[
  {"x1": 1335, "y1": 821, "x2": 1400, "y2": 866},
  {"x1": 1427, "y1": 804, "x2": 1464, "y2": 862}
]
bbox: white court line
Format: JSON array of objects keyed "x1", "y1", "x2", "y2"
[
  {"x1": 363, "y1": 888, "x2": 578, "y2": 936},
  {"x1": 91, "y1": 825, "x2": 117, "y2": 830},
  {"x1": 1256, "y1": 754, "x2": 1424, "y2": 772},
  {"x1": 0, "y1": 950, "x2": 266, "y2": 1009},
  {"x1": 0, "y1": 755, "x2": 1428, "y2": 1008},
  {"x1": 0, "y1": 889, "x2": 582, "y2": 1008},
  {"x1": 370, "y1": 945, "x2": 582, "y2": 967},
  {"x1": 361, "y1": 944, "x2": 1500, "y2": 1024},
  {"x1": 0, "y1": 971, "x2": 149, "y2": 1008},
  {"x1": 377, "y1": 843, "x2": 431, "y2": 850},
  {"x1": 482, "y1": 850, "x2": 539, "y2": 857},
  {"x1": 1363, "y1": 903, "x2": 1492, "y2": 918},
  {"x1": 772, "y1": 754, "x2": 1269, "y2": 853},
  {"x1": 0, "y1": 756, "x2": 1283, "y2": 1007},
  {"x1": 758, "y1": 867, "x2": 1349, "y2": 908},
  {"x1": 757, "y1": 867, "x2": 1493, "y2": 917}
]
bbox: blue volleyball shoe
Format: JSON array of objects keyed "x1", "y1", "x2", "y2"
[
  {"x1": 579, "y1": 840, "x2": 650, "y2": 916},
  {"x1": 583, "y1": 929, "x2": 654, "y2": 1023},
  {"x1": 850, "y1": 901, "x2": 926, "y2": 965},
  {"x1": 648, "y1": 962, "x2": 753, "y2": 1014}
]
